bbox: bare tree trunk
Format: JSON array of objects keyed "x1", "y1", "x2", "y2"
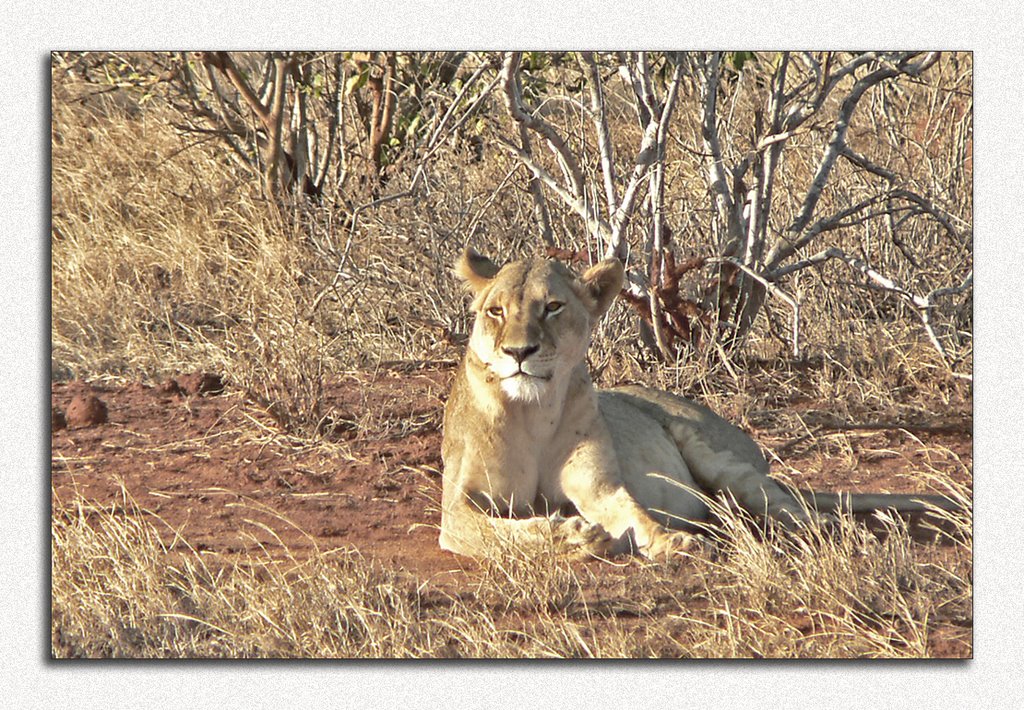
[
  {"x1": 646, "y1": 58, "x2": 684, "y2": 360},
  {"x1": 199, "y1": 51, "x2": 295, "y2": 197},
  {"x1": 264, "y1": 54, "x2": 290, "y2": 196},
  {"x1": 367, "y1": 53, "x2": 397, "y2": 184}
]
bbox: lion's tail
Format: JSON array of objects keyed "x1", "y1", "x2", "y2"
[{"x1": 796, "y1": 490, "x2": 961, "y2": 514}]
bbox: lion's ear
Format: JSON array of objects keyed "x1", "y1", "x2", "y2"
[
  {"x1": 454, "y1": 247, "x2": 500, "y2": 294},
  {"x1": 580, "y1": 258, "x2": 624, "y2": 317}
]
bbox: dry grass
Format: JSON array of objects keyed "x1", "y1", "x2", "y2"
[
  {"x1": 50, "y1": 53, "x2": 972, "y2": 658},
  {"x1": 51, "y1": 480, "x2": 971, "y2": 658}
]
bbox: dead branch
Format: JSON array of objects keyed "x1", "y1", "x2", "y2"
[
  {"x1": 698, "y1": 53, "x2": 741, "y2": 256},
  {"x1": 500, "y1": 52, "x2": 586, "y2": 199},
  {"x1": 289, "y1": 60, "x2": 310, "y2": 194},
  {"x1": 766, "y1": 188, "x2": 956, "y2": 279},
  {"x1": 770, "y1": 52, "x2": 940, "y2": 269},
  {"x1": 489, "y1": 51, "x2": 964, "y2": 369},
  {"x1": 202, "y1": 51, "x2": 272, "y2": 127},
  {"x1": 425, "y1": 59, "x2": 491, "y2": 150},
  {"x1": 605, "y1": 55, "x2": 689, "y2": 261},
  {"x1": 580, "y1": 52, "x2": 618, "y2": 221},
  {"x1": 199, "y1": 51, "x2": 295, "y2": 195},
  {"x1": 763, "y1": 246, "x2": 970, "y2": 372},
  {"x1": 647, "y1": 58, "x2": 685, "y2": 359},
  {"x1": 502, "y1": 64, "x2": 554, "y2": 246},
  {"x1": 174, "y1": 55, "x2": 255, "y2": 175},
  {"x1": 713, "y1": 257, "x2": 801, "y2": 357},
  {"x1": 495, "y1": 137, "x2": 610, "y2": 241},
  {"x1": 841, "y1": 144, "x2": 897, "y2": 182},
  {"x1": 606, "y1": 116, "x2": 658, "y2": 258},
  {"x1": 615, "y1": 52, "x2": 651, "y2": 126},
  {"x1": 635, "y1": 52, "x2": 660, "y2": 126},
  {"x1": 498, "y1": 51, "x2": 678, "y2": 272},
  {"x1": 888, "y1": 188, "x2": 961, "y2": 242},
  {"x1": 367, "y1": 53, "x2": 397, "y2": 182},
  {"x1": 517, "y1": 122, "x2": 554, "y2": 246},
  {"x1": 313, "y1": 54, "x2": 342, "y2": 192},
  {"x1": 424, "y1": 69, "x2": 500, "y2": 161},
  {"x1": 310, "y1": 59, "x2": 501, "y2": 315},
  {"x1": 264, "y1": 55, "x2": 291, "y2": 195}
]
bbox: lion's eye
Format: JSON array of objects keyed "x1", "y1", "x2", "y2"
[
  {"x1": 544, "y1": 301, "x2": 564, "y2": 316},
  {"x1": 486, "y1": 305, "x2": 504, "y2": 319}
]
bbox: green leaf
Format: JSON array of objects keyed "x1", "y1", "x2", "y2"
[
  {"x1": 729, "y1": 51, "x2": 757, "y2": 73},
  {"x1": 404, "y1": 114, "x2": 422, "y2": 140},
  {"x1": 344, "y1": 69, "x2": 368, "y2": 97}
]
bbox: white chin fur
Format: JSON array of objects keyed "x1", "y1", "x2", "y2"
[{"x1": 500, "y1": 375, "x2": 547, "y2": 403}]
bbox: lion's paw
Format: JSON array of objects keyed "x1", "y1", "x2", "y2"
[{"x1": 552, "y1": 515, "x2": 614, "y2": 556}]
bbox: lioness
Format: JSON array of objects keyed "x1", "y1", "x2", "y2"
[{"x1": 440, "y1": 248, "x2": 956, "y2": 560}]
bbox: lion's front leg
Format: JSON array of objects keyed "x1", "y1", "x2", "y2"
[
  {"x1": 557, "y1": 432, "x2": 704, "y2": 560},
  {"x1": 439, "y1": 484, "x2": 614, "y2": 559}
]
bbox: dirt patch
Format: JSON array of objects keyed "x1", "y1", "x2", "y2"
[
  {"x1": 173, "y1": 371, "x2": 225, "y2": 396},
  {"x1": 51, "y1": 367, "x2": 463, "y2": 582}
]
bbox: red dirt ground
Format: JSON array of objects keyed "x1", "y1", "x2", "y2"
[
  {"x1": 52, "y1": 369, "x2": 464, "y2": 582},
  {"x1": 50, "y1": 366, "x2": 972, "y2": 654}
]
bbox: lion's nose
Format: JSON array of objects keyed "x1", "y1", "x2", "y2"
[{"x1": 502, "y1": 344, "x2": 539, "y2": 363}]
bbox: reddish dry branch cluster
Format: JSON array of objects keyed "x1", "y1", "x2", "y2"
[{"x1": 545, "y1": 244, "x2": 712, "y2": 351}]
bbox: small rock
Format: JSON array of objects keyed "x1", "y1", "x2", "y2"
[
  {"x1": 52, "y1": 407, "x2": 67, "y2": 431},
  {"x1": 66, "y1": 394, "x2": 108, "y2": 428},
  {"x1": 157, "y1": 379, "x2": 183, "y2": 396}
]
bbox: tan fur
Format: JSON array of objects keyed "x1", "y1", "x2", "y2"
[{"x1": 440, "y1": 249, "x2": 956, "y2": 560}]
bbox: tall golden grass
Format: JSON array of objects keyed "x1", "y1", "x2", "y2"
[{"x1": 51, "y1": 479, "x2": 971, "y2": 658}]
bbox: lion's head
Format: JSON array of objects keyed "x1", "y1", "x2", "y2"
[{"x1": 455, "y1": 248, "x2": 624, "y2": 403}]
